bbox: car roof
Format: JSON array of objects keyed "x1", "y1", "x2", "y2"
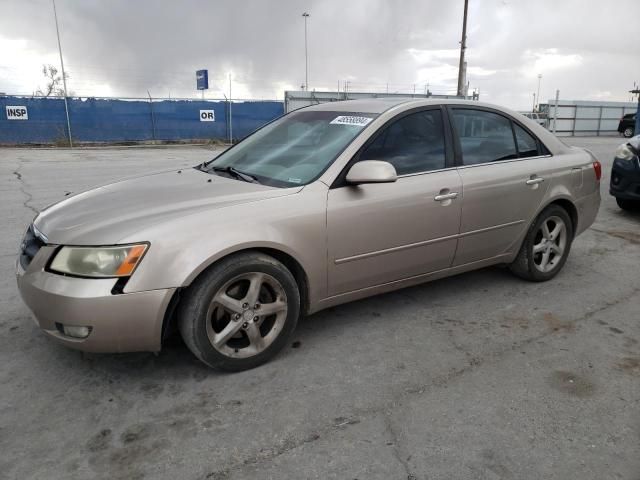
[
  {"x1": 301, "y1": 98, "x2": 515, "y2": 114},
  {"x1": 301, "y1": 97, "x2": 416, "y2": 113}
]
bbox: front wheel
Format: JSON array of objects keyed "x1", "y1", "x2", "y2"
[
  {"x1": 178, "y1": 252, "x2": 300, "y2": 371},
  {"x1": 623, "y1": 127, "x2": 634, "y2": 138},
  {"x1": 509, "y1": 205, "x2": 574, "y2": 282}
]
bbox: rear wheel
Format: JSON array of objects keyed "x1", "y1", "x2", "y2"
[
  {"x1": 616, "y1": 197, "x2": 640, "y2": 211},
  {"x1": 623, "y1": 126, "x2": 634, "y2": 138},
  {"x1": 178, "y1": 252, "x2": 300, "y2": 371},
  {"x1": 509, "y1": 205, "x2": 574, "y2": 282}
]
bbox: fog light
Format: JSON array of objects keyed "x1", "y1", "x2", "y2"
[{"x1": 56, "y1": 323, "x2": 92, "y2": 339}]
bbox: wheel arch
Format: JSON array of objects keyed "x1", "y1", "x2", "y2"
[
  {"x1": 507, "y1": 195, "x2": 579, "y2": 264},
  {"x1": 545, "y1": 197, "x2": 578, "y2": 233},
  {"x1": 160, "y1": 245, "x2": 311, "y2": 345}
]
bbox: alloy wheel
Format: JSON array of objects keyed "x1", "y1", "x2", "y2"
[
  {"x1": 205, "y1": 272, "x2": 288, "y2": 358},
  {"x1": 532, "y1": 215, "x2": 567, "y2": 273}
]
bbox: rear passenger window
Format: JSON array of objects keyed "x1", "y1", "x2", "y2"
[
  {"x1": 513, "y1": 123, "x2": 540, "y2": 158},
  {"x1": 452, "y1": 109, "x2": 517, "y2": 165},
  {"x1": 360, "y1": 109, "x2": 446, "y2": 175}
]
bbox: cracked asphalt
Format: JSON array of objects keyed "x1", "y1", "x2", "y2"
[{"x1": 1, "y1": 138, "x2": 639, "y2": 480}]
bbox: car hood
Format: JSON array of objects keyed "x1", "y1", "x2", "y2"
[{"x1": 35, "y1": 168, "x2": 301, "y2": 245}]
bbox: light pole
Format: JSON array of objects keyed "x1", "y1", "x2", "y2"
[
  {"x1": 536, "y1": 73, "x2": 542, "y2": 112},
  {"x1": 456, "y1": 0, "x2": 469, "y2": 97},
  {"x1": 302, "y1": 12, "x2": 309, "y2": 91},
  {"x1": 52, "y1": 0, "x2": 72, "y2": 147}
]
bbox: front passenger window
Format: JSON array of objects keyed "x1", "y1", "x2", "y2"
[
  {"x1": 452, "y1": 109, "x2": 518, "y2": 165},
  {"x1": 360, "y1": 110, "x2": 446, "y2": 175}
]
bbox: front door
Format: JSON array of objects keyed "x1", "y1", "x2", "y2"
[{"x1": 326, "y1": 108, "x2": 462, "y2": 296}]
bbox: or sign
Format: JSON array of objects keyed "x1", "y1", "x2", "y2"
[
  {"x1": 6, "y1": 106, "x2": 28, "y2": 120},
  {"x1": 196, "y1": 69, "x2": 209, "y2": 90},
  {"x1": 200, "y1": 110, "x2": 215, "y2": 122}
]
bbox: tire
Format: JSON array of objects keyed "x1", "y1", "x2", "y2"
[
  {"x1": 178, "y1": 252, "x2": 300, "y2": 371},
  {"x1": 623, "y1": 127, "x2": 634, "y2": 138},
  {"x1": 616, "y1": 197, "x2": 640, "y2": 211},
  {"x1": 509, "y1": 205, "x2": 574, "y2": 282}
]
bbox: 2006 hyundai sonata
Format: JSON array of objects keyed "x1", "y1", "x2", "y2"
[{"x1": 17, "y1": 99, "x2": 601, "y2": 371}]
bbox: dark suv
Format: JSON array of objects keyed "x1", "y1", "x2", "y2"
[
  {"x1": 610, "y1": 135, "x2": 640, "y2": 210},
  {"x1": 618, "y1": 113, "x2": 636, "y2": 138}
]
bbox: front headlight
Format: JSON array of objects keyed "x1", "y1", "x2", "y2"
[
  {"x1": 615, "y1": 143, "x2": 637, "y2": 161},
  {"x1": 49, "y1": 244, "x2": 148, "y2": 278}
]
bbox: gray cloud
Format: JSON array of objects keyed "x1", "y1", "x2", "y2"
[{"x1": 1, "y1": 0, "x2": 638, "y2": 109}]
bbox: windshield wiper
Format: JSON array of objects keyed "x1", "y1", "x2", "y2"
[{"x1": 211, "y1": 166, "x2": 260, "y2": 184}]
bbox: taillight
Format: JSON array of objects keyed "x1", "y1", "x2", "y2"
[{"x1": 593, "y1": 161, "x2": 602, "y2": 181}]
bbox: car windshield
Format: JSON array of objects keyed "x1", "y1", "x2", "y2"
[{"x1": 204, "y1": 110, "x2": 378, "y2": 187}]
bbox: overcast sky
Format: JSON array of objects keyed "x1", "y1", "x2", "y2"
[{"x1": 0, "y1": 0, "x2": 638, "y2": 110}]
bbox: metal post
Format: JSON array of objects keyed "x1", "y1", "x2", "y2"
[
  {"x1": 532, "y1": 93, "x2": 536, "y2": 113},
  {"x1": 228, "y1": 74, "x2": 233, "y2": 143},
  {"x1": 632, "y1": 88, "x2": 640, "y2": 136},
  {"x1": 552, "y1": 89, "x2": 559, "y2": 134},
  {"x1": 636, "y1": 95, "x2": 640, "y2": 136},
  {"x1": 52, "y1": 0, "x2": 72, "y2": 147},
  {"x1": 536, "y1": 74, "x2": 542, "y2": 111},
  {"x1": 147, "y1": 90, "x2": 156, "y2": 141},
  {"x1": 456, "y1": 0, "x2": 469, "y2": 97},
  {"x1": 302, "y1": 12, "x2": 309, "y2": 91}
]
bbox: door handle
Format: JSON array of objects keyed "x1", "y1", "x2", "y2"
[
  {"x1": 526, "y1": 177, "x2": 544, "y2": 185},
  {"x1": 434, "y1": 192, "x2": 459, "y2": 201}
]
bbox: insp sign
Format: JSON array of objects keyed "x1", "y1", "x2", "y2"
[
  {"x1": 199, "y1": 110, "x2": 215, "y2": 122},
  {"x1": 6, "y1": 106, "x2": 28, "y2": 120}
]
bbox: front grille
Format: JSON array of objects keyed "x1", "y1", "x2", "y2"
[{"x1": 19, "y1": 225, "x2": 46, "y2": 270}]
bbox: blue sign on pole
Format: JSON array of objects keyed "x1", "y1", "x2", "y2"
[{"x1": 196, "y1": 70, "x2": 209, "y2": 90}]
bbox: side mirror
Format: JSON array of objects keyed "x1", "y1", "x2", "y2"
[{"x1": 345, "y1": 160, "x2": 397, "y2": 185}]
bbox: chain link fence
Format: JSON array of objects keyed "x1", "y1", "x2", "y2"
[{"x1": 0, "y1": 95, "x2": 283, "y2": 146}]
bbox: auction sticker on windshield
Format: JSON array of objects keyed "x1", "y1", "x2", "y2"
[{"x1": 330, "y1": 115, "x2": 373, "y2": 127}]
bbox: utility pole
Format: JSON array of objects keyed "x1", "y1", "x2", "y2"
[
  {"x1": 52, "y1": 0, "x2": 72, "y2": 147},
  {"x1": 302, "y1": 12, "x2": 310, "y2": 91},
  {"x1": 536, "y1": 73, "x2": 542, "y2": 111},
  {"x1": 456, "y1": 0, "x2": 469, "y2": 97}
]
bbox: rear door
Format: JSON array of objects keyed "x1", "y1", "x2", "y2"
[
  {"x1": 326, "y1": 107, "x2": 462, "y2": 295},
  {"x1": 449, "y1": 107, "x2": 553, "y2": 266}
]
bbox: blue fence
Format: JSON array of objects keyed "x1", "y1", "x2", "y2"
[{"x1": 0, "y1": 96, "x2": 284, "y2": 144}]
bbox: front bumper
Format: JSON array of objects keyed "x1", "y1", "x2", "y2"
[
  {"x1": 16, "y1": 245, "x2": 175, "y2": 353},
  {"x1": 610, "y1": 157, "x2": 640, "y2": 201}
]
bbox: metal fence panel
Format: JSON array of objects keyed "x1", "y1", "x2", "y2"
[
  {"x1": 576, "y1": 106, "x2": 601, "y2": 119},
  {"x1": 602, "y1": 107, "x2": 624, "y2": 119},
  {"x1": 600, "y1": 119, "x2": 620, "y2": 130},
  {"x1": 540, "y1": 99, "x2": 637, "y2": 136}
]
